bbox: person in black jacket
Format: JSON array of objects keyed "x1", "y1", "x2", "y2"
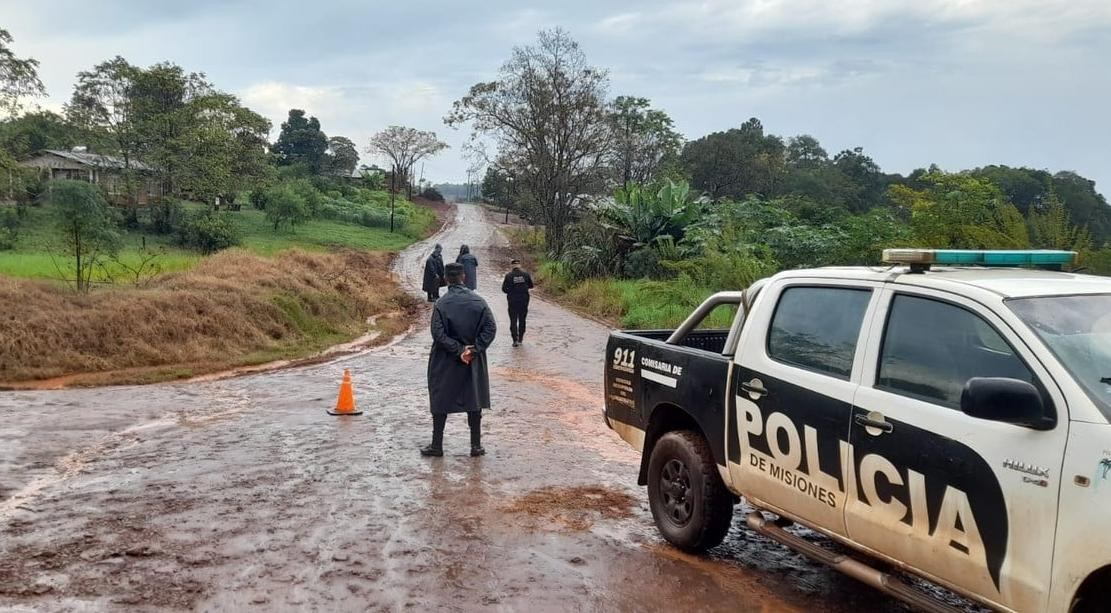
[
  {"x1": 501, "y1": 259, "x2": 534, "y2": 347},
  {"x1": 423, "y1": 262, "x2": 497, "y2": 457},
  {"x1": 422, "y1": 244, "x2": 445, "y2": 302},
  {"x1": 456, "y1": 244, "x2": 479, "y2": 291}
]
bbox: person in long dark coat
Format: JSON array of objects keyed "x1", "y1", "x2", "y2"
[
  {"x1": 423, "y1": 262, "x2": 497, "y2": 457},
  {"x1": 421, "y1": 244, "x2": 445, "y2": 302},
  {"x1": 501, "y1": 259, "x2": 534, "y2": 347},
  {"x1": 456, "y1": 244, "x2": 479, "y2": 291}
]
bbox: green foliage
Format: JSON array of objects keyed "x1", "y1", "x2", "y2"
[
  {"x1": 890, "y1": 171, "x2": 1030, "y2": 249},
  {"x1": 679, "y1": 118, "x2": 787, "y2": 200},
  {"x1": 263, "y1": 185, "x2": 310, "y2": 231},
  {"x1": 607, "y1": 96, "x2": 682, "y2": 186},
  {"x1": 48, "y1": 179, "x2": 121, "y2": 290},
  {"x1": 146, "y1": 197, "x2": 185, "y2": 234},
  {"x1": 0, "y1": 207, "x2": 19, "y2": 250},
  {"x1": 176, "y1": 210, "x2": 240, "y2": 253},
  {"x1": 249, "y1": 188, "x2": 270, "y2": 210},
  {"x1": 274, "y1": 109, "x2": 328, "y2": 172},
  {"x1": 603, "y1": 179, "x2": 700, "y2": 251},
  {"x1": 0, "y1": 110, "x2": 88, "y2": 157},
  {"x1": 324, "y1": 136, "x2": 359, "y2": 176},
  {"x1": 0, "y1": 28, "x2": 46, "y2": 117},
  {"x1": 1028, "y1": 192, "x2": 1092, "y2": 251}
]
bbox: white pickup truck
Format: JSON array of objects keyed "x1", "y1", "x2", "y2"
[{"x1": 604, "y1": 249, "x2": 1111, "y2": 612}]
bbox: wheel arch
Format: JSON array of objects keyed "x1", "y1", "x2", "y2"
[
  {"x1": 1070, "y1": 565, "x2": 1111, "y2": 612},
  {"x1": 637, "y1": 402, "x2": 708, "y2": 486}
]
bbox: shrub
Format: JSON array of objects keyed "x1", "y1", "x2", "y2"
[
  {"x1": 18, "y1": 172, "x2": 47, "y2": 206},
  {"x1": 0, "y1": 207, "x2": 18, "y2": 250},
  {"x1": 420, "y1": 187, "x2": 445, "y2": 202},
  {"x1": 147, "y1": 198, "x2": 186, "y2": 234},
  {"x1": 264, "y1": 185, "x2": 310, "y2": 231},
  {"x1": 249, "y1": 188, "x2": 270, "y2": 210},
  {"x1": 624, "y1": 247, "x2": 663, "y2": 279},
  {"x1": 177, "y1": 211, "x2": 241, "y2": 254}
]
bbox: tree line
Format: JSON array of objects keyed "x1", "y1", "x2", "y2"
[
  {"x1": 0, "y1": 26, "x2": 451, "y2": 290},
  {"x1": 0, "y1": 27, "x2": 449, "y2": 211},
  {"x1": 452, "y1": 29, "x2": 1111, "y2": 273}
]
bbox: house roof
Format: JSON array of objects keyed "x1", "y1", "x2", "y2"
[{"x1": 42, "y1": 149, "x2": 153, "y2": 171}]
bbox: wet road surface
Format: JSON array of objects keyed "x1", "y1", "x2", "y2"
[{"x1": 0, "y1": 203, "x2": 918, "y2": 611}]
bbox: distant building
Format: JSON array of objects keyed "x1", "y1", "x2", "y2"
[{"x1": 19, "y1": 147, "x2": 162, "y2": 206}]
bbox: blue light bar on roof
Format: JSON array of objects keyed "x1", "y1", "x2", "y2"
[{"x1": 882, "y1": 249, "x2": 1078, "y2": 267}]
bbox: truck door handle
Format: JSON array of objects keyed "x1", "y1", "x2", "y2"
[
  {"x1": 854, "y1": 414, "x2": 893, "y2": 434},
  {"x1": 740, "y1": 380, "x2": 767, "y2": 398}
]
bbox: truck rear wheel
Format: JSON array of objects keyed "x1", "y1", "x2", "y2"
[{"x1": 647, "y1": 430, "x2": 733, "y2": 551}]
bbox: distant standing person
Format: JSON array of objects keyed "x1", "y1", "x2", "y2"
[
  {"x1": 501, "y1": 259, "x2": 534, "y2": 347},
  {"x1": 422, "y1": 244, "x2": 445, "y2": 302},
  {"x1": 456, "y1": 244, "x2": 479, "y2": 291},
  {"x1": 423, "y1": 262, "x2": 497, "y2": 457}
]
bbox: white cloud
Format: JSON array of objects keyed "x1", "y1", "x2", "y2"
[
  {"x1": 240, "y1": 82, "x2": 347, "y2": 134},
  {"x1": 602, "y1": 0, "x2": 1111, "y2": 42}
]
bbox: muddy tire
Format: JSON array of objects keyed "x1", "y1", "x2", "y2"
[{"x1": 647, "y1": 430, "x2": 733, "y2": 552}]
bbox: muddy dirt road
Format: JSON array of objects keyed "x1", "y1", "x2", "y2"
[{"x1": 0, "y1": 203, "x2": 916, "y2": 611}]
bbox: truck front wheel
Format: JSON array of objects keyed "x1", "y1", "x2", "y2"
[{"x1": 647, "y1": 430, "x2": 733, "y2": 551}]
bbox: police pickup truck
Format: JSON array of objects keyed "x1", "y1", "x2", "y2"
[{"x1": 604, "y1": 249, "x2": 1111, "y2": 613}]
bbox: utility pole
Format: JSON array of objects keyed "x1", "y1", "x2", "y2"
[{"x1": 389, "y1": 166, "x2": 396, "y2": 233}]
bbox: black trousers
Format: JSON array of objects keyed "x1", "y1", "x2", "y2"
[
  {"x1": 426, "y1": 288, "x2": 440, "y2": 302},
  {"x1": 431, "y1": 411, "x2": 481, "y2": 449},
  {"x1": 508, "y1": 297, "x2": 529, "y2": 341}
]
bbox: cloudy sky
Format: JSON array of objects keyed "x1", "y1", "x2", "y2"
[{"x1": 3, "y1": 0, "x2": 1110, "y2": 194}]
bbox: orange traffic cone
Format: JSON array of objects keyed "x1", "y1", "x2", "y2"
[{"x1": 327, "y1": 369, "x2": 363, "y2": 416}]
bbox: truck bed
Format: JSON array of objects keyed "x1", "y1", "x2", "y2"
[
  {"x1": 604, "y1": 328, "x2": 734, "y2": 477},
  {"x1": 619, "y1": 328, "x2": 731, "y2": 354}
]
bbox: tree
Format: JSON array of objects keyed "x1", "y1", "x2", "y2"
[
  {"x1": 48, "y1": 180, "x2": 120, "y2": 292},
  {"x1": 0, "y1": 110, "x2": 90, "y2": 158},
  {"x1": 1029, "y1": 192, "x2": 1092, "y2": 251},
  {"x1": 786, "y1": 135, "x2": 828, "y2": 169},
  {"x1": 273, "y1": 109, "x2": 327, "y2": 173},
  {"x1": 368, "y1": 125, "x2": 447, "y2": 232},
  {"x1": 831, "y1": 147, "x2": 885, "y2": 212},
  {"x1": 888, "y1": 171, "x2": 1029, "y2": 249},
  {"x1": 680, "y1": 118, "x2": 786, "y2": 200},
  {"x1": 66, "y1": 57, "x2": 141, "y2": 205},
  {"x1": 264, "y1": 184, "x2": 310, "y2": 230},
  {"x1": 177, "y1": 93, "x2": 271, "y2": 207},
  {"x1": 324, "y1": 136, "x2": 359, "y2": 176},
  {"x1": 607, "y1": 96, "x2": 682, "y2": 186},
  {"x1": 130, "y1": 62, "x2": 212, "y2": 195},
  {"x1": 446, "y1": 28, "x2": 611, "y2": 255},
  {"x1": 0, "y1": 28, "x2": 45, "y2": 118}
]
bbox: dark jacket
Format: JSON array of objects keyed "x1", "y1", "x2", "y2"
[
  {"x1": 456, "y1": 249, "x2": 479, "y2": 290},
  {"x1": 422, "y1": 252, "x2": 445, "y2": 293},
  {"x1": 501, "y1": 268, "x2": 534, "y2": 303},
  {"x1": 427, "y1": 284, "x2": 497, "y2": 414}
]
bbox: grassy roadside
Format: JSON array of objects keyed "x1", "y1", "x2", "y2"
[
  {"x1": 0, "y1": 248, "x2": 418, "y2": 386},
  {"x1": 0, "y1": 199, "x2": 443, "y2": 386},
  {"x1": 500, "y1": 225, "x2": 735, "y2": 330},
  {"x1": 0, "y1": 204, "x2": 431, "y2": 280}
]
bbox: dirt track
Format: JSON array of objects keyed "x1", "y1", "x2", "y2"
[{"x1": 0, "y1": 203, "x2": 914, "y2": 611}]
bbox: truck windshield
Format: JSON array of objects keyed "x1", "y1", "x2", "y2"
[{"x1": 1008, "y1": 294, "x2": 1111, "y2": 418}]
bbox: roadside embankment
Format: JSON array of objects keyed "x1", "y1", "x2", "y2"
[
  {"x1": 496, "y1": 222, "x2": 735, "y2": 330},
  {"x1": 0, "y1": 248, "x2": 418, "y2": 387}
]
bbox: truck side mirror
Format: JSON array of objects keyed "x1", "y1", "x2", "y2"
[{"x1": 960, "y1": 377, "x2": 1055, "y2": 430}]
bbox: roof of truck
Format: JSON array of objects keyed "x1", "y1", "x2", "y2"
[{"x1": 774, "y1": 266, "x2": 1111, "y2": 299}]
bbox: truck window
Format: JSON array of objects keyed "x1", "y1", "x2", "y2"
[
  {"x1": 877, "y1": 294, "x2": 1036, "y2": 409},
  {"x1": 766, "y1": 286, "x2": 872, "y2": 379}
]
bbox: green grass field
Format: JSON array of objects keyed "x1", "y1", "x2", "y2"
[{"x1": 0, "y1": 204, "x2": 426, "y2": 281}]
